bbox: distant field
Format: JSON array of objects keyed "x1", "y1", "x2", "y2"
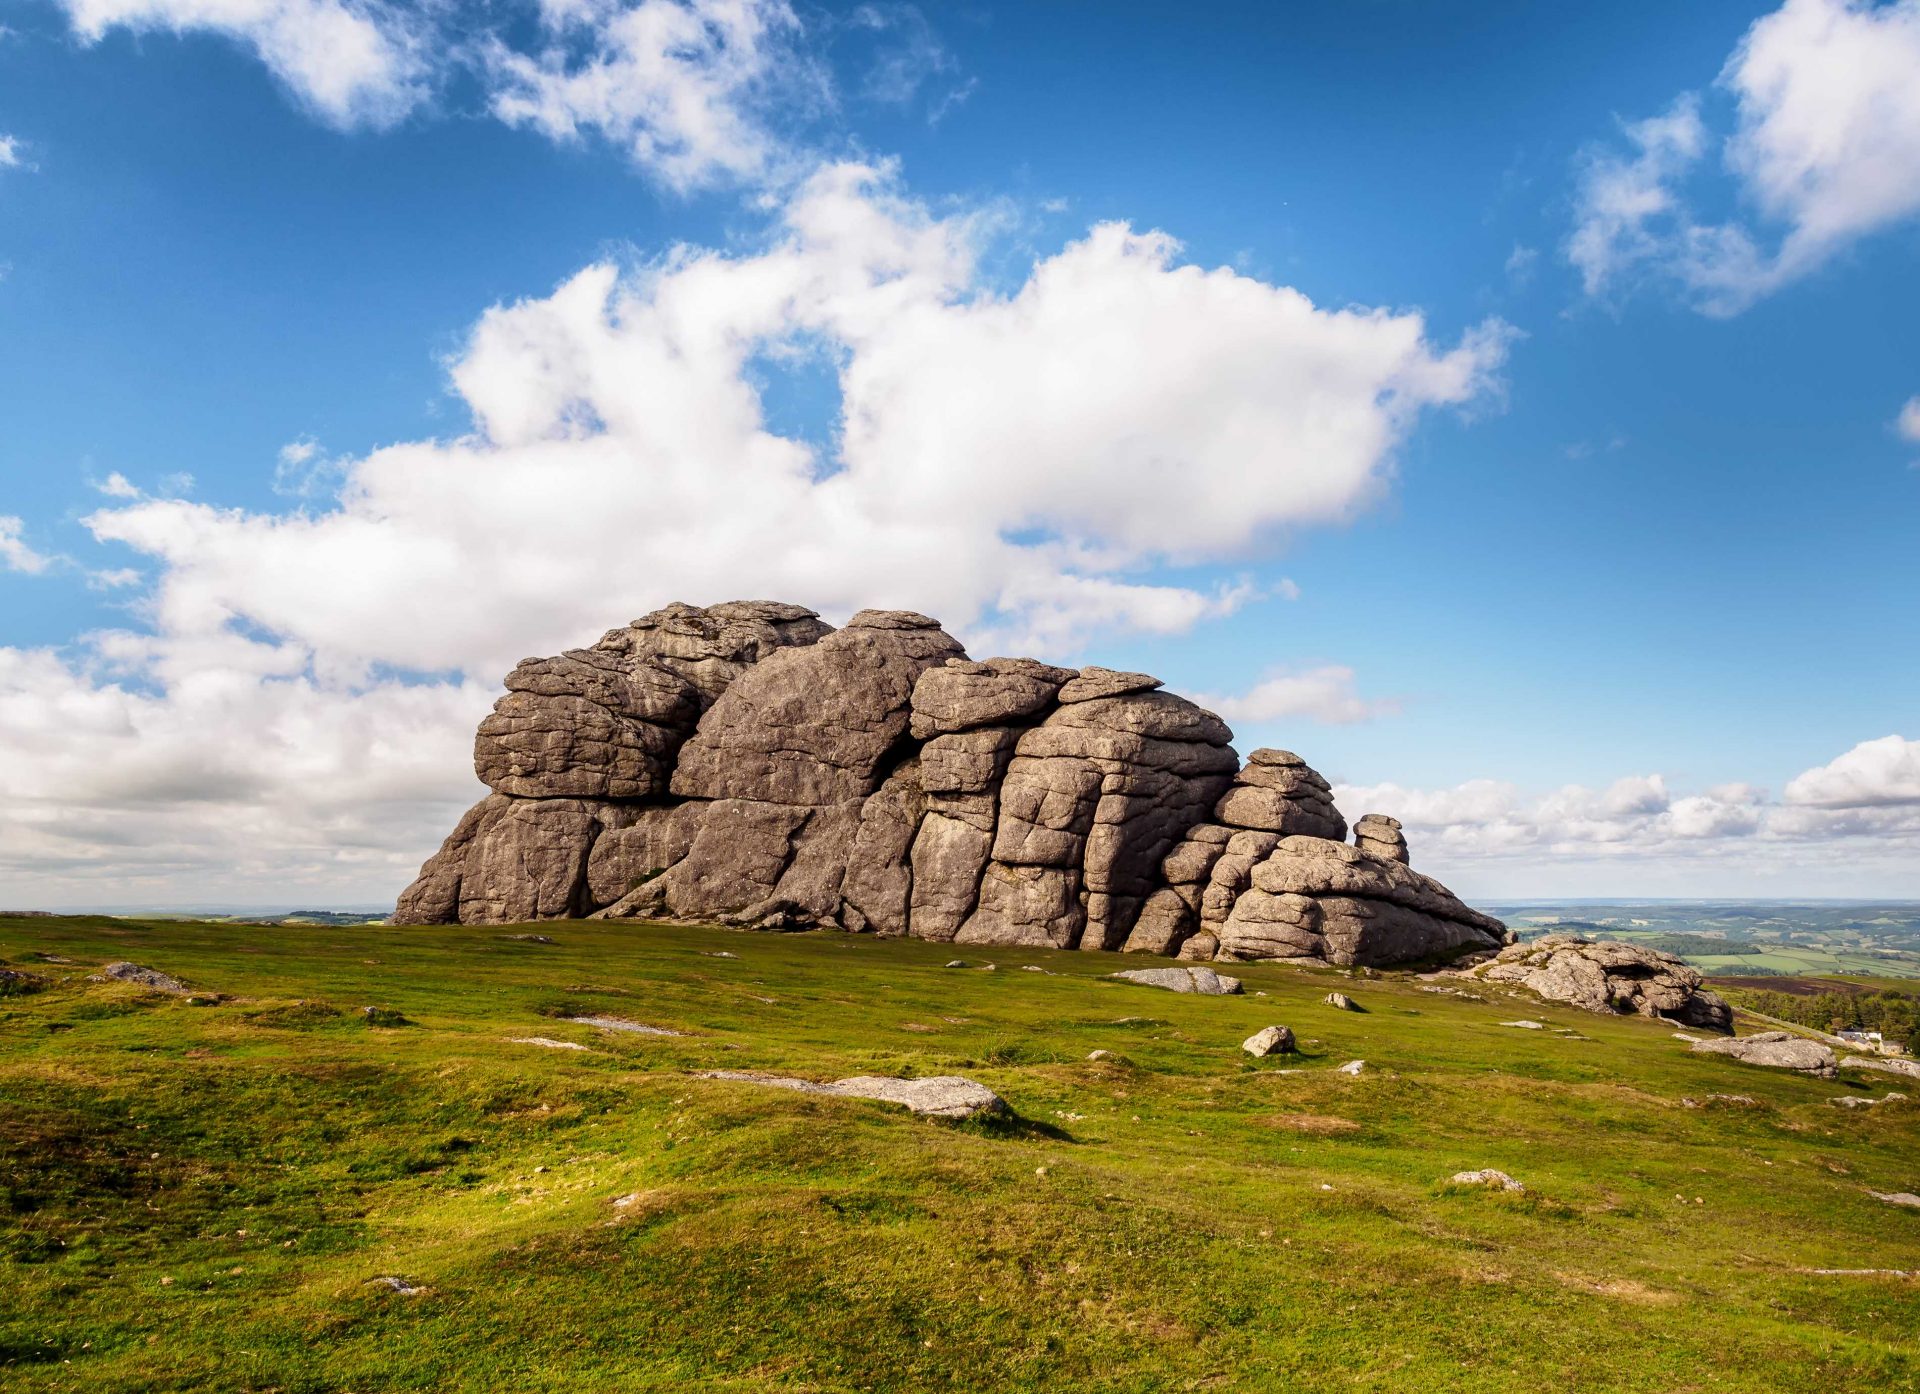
[{"x1": 3, "y1": 914, "x2": 1917, "y2": 1392}]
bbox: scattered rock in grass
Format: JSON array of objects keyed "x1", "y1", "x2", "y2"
[
  {"x1": 1800, "y1": 1267, "x2": 1917, "y2": 1278},
  {"x1": 1690, "y1": 1031, "x2": 1836, "y2": 1077},
  {"x1": 369, "y1": 1277, "x2": 424, "y2": 1295},
  {"x1": 100, "y1": 962, "x2": 188, "y2": 993},
  {"x1": 510, "y1": 1036, "x2": 590, "y2": 1050},
  {"x1": 696, "y1": 1069, "x2": 1005, "y2": 1119},
  {"x1": 0, "y1": 967, "x2": 49, "y2": 996},
  {"x1": 1831, "y1": 1092, "x2": 1908, "y2": 1108},
  {"x1": 361, "y1": 1006, "x2": 411, "y2": 1027},
  {"x1": 1450, "y1": 1169, "x2": 1524, "y2": 1192},
  {"x1": 501, "y1": 933, "x2": 556, "y2": 943},
  {"x1": 1681, "y1": 1094, "x2": 1759, "y2": 1108},
  {"x1": 945, "y1": 960, "x2": 968, "y2": 968},
  {"x1": 1500, "y1": 1020, "x2": 1545, "y2": 1030},
  {"x1": 1672, "y1": 1031, "x2": 1704, "y2": 1042},
  {"x1": 704, "y1": 951, "x2": 739, "y2": 959},
  {"x1": 565, "y1": 1016, "x2": 682, "y2": 1036},
  {"x1": 1087, "y1": 1049, "x2": 1117, "y2": 1061},
  {"x1": 1335, "y1": 1059, "x2": 1366, "y2": 1076},
  {"x1": 1843, "y1": 1055, "x2": 1920, "y2": 1081},
  {"x1": 1110, "y1": 965, "x2": 1243, "y2": 995},
  {"x1": 1870, "y1": 1190, "x2": 1920, "y2": 1209},
  {"x1": 1242, "y1": 1025, "x2": 1296, "y2": 1057},
  {"x1": 1324, "y1": 991, "x2": 1359, "y2": 1011},
  {"x1": 1021, "y1": 964, "x2": 1053, "y2": 974}
]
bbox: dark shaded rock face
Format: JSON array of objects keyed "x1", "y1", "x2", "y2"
[{"x1": 394, "y1": 601, "x2": 1510, "y2": 967}]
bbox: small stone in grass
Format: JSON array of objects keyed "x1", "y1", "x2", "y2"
[
  {"x1": 1450, "y1": 1169, "x2": 1524, "y2": 1192},
  {"x1": 1242, "y1": 1025, "x2": 1296, "y2": 1057}
]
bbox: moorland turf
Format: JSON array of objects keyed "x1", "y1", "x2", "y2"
[{"x1": 2, "y1": 913, "x2": 1917, "y2": 1392}]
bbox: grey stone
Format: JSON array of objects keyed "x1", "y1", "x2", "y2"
[
  {"x1": 1842, "y1": 1055, "x2": 1920, "y2": 1080},
  {"x1": 1690, "y1": 1031, "x2": 1837, "y2": 1077},
  {"x1": 1353, "y1": 812, "x2": 1410, "y2": 865},
  {"x1": 909, "y1": 658, "x2": 1072, "y2": 738},
  {"x1": 1324, "y1": 991, "x2": 1359, "y2": 1011},
  {"x1": 1243, "y1": 1025, "x2": 1296, "y2": 1057},
  {"x1": 1450, "y1": 1169, "x2": 1524, "y2": 1191},
  {"x1": 101, "y1": 962, "x2": 187, "y2": 993},
  {"x1": 1464, "y1": 935, "x2": 1733, "y2": 1032},
  {"x1": 698, "y1": 1069, "x2": 1005, "y2": 1119},
  {"x1": 1109, "y1": 965, "x2": 1243, "y2": 995},
  {"x1": 1056, "y1": 666, "x2": 1162, "y2": 703}
]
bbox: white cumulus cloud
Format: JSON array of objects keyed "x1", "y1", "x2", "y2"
[
  {"x1": 0, "y1": 516, "x2": 53, "y2": 574},
  {"x1": 60, "y1": 0, "x2": 430, "y2": 130},
  {"x1": 1569, "y1": 0, "x2": 1920, "y2": 314},
  {"x1": 484, "y1": 0, "x2": 816, "y2": 191},
  {"x1": 1784, "y1": 734, "x2": 1920, "y2": 807},
  {"x1": 1194, "y1": 666, "x2": 1397, "y2": 727},
  {"x1": 1897, "y1": 395, "x2": 1920, "y2": 444}
]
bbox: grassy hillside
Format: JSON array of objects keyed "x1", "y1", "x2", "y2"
[{"x1": 2, "y1": 914, "x2": 1917, "y2": 1393}]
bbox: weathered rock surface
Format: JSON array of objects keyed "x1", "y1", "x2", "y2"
[
  {"x1": 1243, "y1": 1025, "x2": 1295, "y2": 1056},
  {"x1": 1109, "y1": 965, "x2": 1243, "y2": 995},
  {"x1": 395, "y1": 600, "x2": 1505, "y2": 966},
  {"x1": 1461, "y1": 935, "x2": 1733, "y2": 1032},
  {"x1": 697, "y1": 1069, "x2": 1005, "y2": 1119},
  {"x1": 1353, "y1": 813, "x2": 1409, "y2": 865},
  {"x1": 1842, "y1": 1055, "x2": 1920, "y2": 1080},
  {"x1": 1690, "y1": 1031, "x2": 1837, "y2": 1076},
  {"x1": 101, "y1": 962, "x2": 187, "y2": 993}
]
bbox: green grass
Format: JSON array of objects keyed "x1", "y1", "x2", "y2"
[{"x1": 2, "y1": 914, "x2": 1917, "y2": 1393}]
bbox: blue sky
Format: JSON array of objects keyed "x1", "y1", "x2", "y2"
[{"x1": 1, "y1": 0, "x2": 1917, "y2": 906}]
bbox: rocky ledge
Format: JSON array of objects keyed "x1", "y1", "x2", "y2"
[{"x1": 395, "y1": 601, "x2": 1511, "y2": 967}]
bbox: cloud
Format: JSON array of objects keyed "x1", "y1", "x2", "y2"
[
  {"x1": 81, "y1": 163, "x2": 1509, "y2": 678},
  {"x1": 0, "y1": 134, "x2": 22, "y2": 168},
  {"x1": 0, "y1": 162, "x2": 1507, "y2": 904},
  {"x1": 1339, "y1": 746, "x2": 1920, "y2": 891},
  {"x1": 59, "y1": 0, "x2": 430, "y2": 130},
  {"x1": 484, "y1": 0, "x2": 818, "y2": 191},
  {"x1": 0, "y1": 642, "x2": 489, "y2": 905},
  {"x1": 1567, "y1": 0, "x2": 1920, "y2": 314},
  {"x1": 1, "y1": 516, "x2": 54, "y2": 574},
  {"x1": 1897, "y1": 395, "x2": 1920, "y2": 444},
  {"x1": 1784, "y1": 734, "x2": 1920, "y2": 807},
  {"x1": 92, "y1": 472, "x2": 144, "y2": 499},
  {"x1": 1194, "y1": 666, "x2": 1397, "y2": 727}
]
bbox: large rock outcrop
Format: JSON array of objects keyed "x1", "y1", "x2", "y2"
[{"x1": 394, "y1": 600, "x2": 1509, "y2": 968}]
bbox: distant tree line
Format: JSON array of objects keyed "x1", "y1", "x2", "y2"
[{"x1": 1715, "y1": 985, "x2": 1915, "y2": 1048}]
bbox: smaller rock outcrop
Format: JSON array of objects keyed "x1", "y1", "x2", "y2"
[
  {"x1": 1324, "y1": 991, "x2": 1360, "y2": 1011},
  {"x1": 1689, "y1": 1031, "x2": 1836, "y2": 1076},
  {"x1": 1243, "y1": 1025, "x2": 1295, "y2": 1056},
  {"x1": 1461, "y1": 935, "x2": 1733, "y2": 1032}
]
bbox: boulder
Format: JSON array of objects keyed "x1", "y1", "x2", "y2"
[
  {"x1": 1463, "y1": 935, "x2": 1733, "y2": 1032},
  {"x1": 910, "y1": 658, "x2": 1073, "y2": 738},
  {"x1": 1214, "y1": 750, "x2": 1346, "y2": 841},
  {"x1": 1109, "y1": 965, "x2": 1243, "y2": 995},
  {"x1": 1057, "y1": 667, "x2": 1162, "y2": 703},
  {"x1": 671, "y1": 611, "x2": 964, "y2": 806},
  {"x1": 1690, "y1": 1031, "x2": 1836, "y2": 1077},
  {"x1": 1353, "y1": 813, "x2": 1409, "y2": 865},
  {"x1": 1324, "y1": 991, "x2": 1359, "y2": 1011},
  {"x1": 101, "y1": 962, "x2": 187, "y2": 993},
  {"x1": 697, "y1": 1069, "x2": 1005, "y2": 1119},
  {"x1": 1243, "y1": 1025, "x2": 1296, "y2": 1056},
  {"x1": 1449, "y1": 1169, "x2": 1524, "y2": 1192},
  {"x1": 1841, "y1": 1055, "x2": 1920, "y2": 1081},
  {"x1": 1216, "y1": 837, "x2": 1508, "y2": 967}
]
